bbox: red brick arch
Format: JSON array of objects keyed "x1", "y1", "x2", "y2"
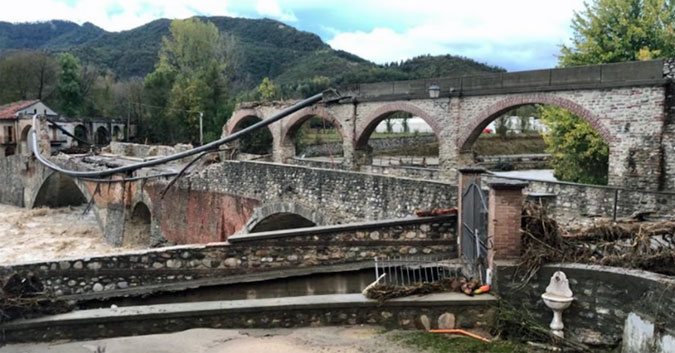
[
  {"x1": 457, "y1": 94, "x2": 615, "y2": 151},
  {"x1": 280, "y1": 106, "x2": 344, "y2": 145},
  {"x1": 224, "y1": 109, "x2": 267, "y2": 136},
  {"x1": 355, "y1": 102, "x2": 441, "y2": 149}
]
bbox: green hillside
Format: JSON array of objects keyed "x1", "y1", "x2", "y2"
[{"x1": 0, "y1": 16, "x2": 504, "y2": 92}]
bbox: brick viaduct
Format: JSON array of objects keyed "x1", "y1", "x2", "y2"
[{"x1": 226, "y1": 59, "x2": 675, "y2": 191}]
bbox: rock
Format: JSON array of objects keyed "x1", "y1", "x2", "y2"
[
  {"x1": 86, "y1": 262, "x2": 102, "y2": 270},
  {"x1": 419, "y1": 315, "x2": 431, "y2": 330},
  {"x1": 152, "y1": 262, "x2": 164, "y2": 269},
  {"x1": 438, "y1": 313, "x2": 456, "y2": 329},
  {"x1": 73, "y1": 261, "x2": 83, "y2": 269},
  {"x1": 405, "y1": 231, "x2": 417, "y2": 239},
  {"x1": 117, "y1": 281, "x2": 128, "y2": 289},
  {"x1": 92, "y1": 283, "x2": 104, "y2": 292},
  {"x1": 166, "y1": 259, "x2": 182, "y2": 269},
  {"x1": 369, "y1": 231, "x2": 380, "y2": 240},
  {"x1": 381, "y1": 311, "x2": 393, "y2": 319},
  {"x1": 58, "y1": 261, "x2": 71, "y2": 270},
  {"x1": 67, "y1": 280, "x2": 77, "y2": 287},
  {"x1": 224, "y1": 257, "x2": 238, "y2": 267}
]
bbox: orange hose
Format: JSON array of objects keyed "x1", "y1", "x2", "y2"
[{"x1": 428, "y1": 329, "x2": 491, "y2": 343}]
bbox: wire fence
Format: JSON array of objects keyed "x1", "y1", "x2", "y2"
[{"x1": 373, "y1": 256, "x2": 461, "y2": 287}]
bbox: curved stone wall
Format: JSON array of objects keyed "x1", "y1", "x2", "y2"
[{"x1": 496, "y1": 262, "x2": 675, "y2": 350}]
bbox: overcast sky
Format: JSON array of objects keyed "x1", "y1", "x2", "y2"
[{"x1": 0, "y1": 0, "x2": 588, "y2": 71}]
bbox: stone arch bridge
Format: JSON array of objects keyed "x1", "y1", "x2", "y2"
[{"x1": 226, "y1": 59, "x2": 675, "y2": 191}]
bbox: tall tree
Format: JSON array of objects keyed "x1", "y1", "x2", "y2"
[
  {"x1": 560, "y1": 0, "x2": 675, "y2": 66},
  {"x1": 144, "y1": 18, "x2": 231, "y2": 143},
  {"x1": 543, "y1": 0, "x2": 675, "y2": 185},
  {"x1": 56, "y1": 53, "x2": 83, "y2": 117},
  {"x1": 0, "y1": 51, "x2": 58, "y2": 104}
]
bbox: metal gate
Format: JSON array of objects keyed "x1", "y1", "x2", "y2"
[{"x1": 461, "y1": 178, "x2": 490, "y2": 283}]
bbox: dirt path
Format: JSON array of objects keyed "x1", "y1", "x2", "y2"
[
  {"x1": 0, "y1": 204, "x2": 138, "y2": 265},
  {"x1": 0, "y1": 327, "x2": 427, "y2": 353}
]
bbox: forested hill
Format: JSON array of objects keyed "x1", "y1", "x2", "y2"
[{"x1": 0, "y1": 16, "x2": 504, "y2": 90}]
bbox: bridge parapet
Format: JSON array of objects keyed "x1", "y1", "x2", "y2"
[{"x1": 0, "y1": 215, "x2": 457, "y2": 299}]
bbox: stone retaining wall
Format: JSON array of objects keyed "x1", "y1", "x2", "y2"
[
  {"x1": 515, "y1": 177, "x2": 675, "y2": 225},
  {"x1": 475, "y1": 153, "x2": 551, "y2": 171},
  {"x1": 0, "y1": 293, "x2": 495, "y2": 343},
  {"x1": 0, "y1": 216, "x2": 457, "y2": 298},
  {"x1": 298, "y1": 134, "x2": 436, "y2": 157},
  {"x1": 496, "y1": 263, "x2": 675, "y2": 349}
]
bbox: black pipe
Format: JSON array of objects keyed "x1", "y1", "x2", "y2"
[
  {"x1": 30, "y1": 90, "x2": 330, "y2": 179},
  {"x1": 45, "y1": 117, "x2": 91, "y2": 146}
]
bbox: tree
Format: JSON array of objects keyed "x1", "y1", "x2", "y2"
[
  {"x1": 543, "y1": 0, "x2": 675, "y2": 185},
  {"x1": 560, "y1": 0, "x2": 675, "y2": 66},
  {"x1": 257, "y1": 77, "x2": 277, "y2": 101},
  {"x1": 540, "y1": 106, "x2": 609, "y2": 185},
  {"x1": 0, "y1": 51, "x2": 59, "y2": 104},
  {"x1": 56, "y1": 53, "x2": 83, "y2": 117},
  {"x1": 144, "y1": 18, "x2": 232, "y2": 144}
]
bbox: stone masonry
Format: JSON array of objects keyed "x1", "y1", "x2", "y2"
[{"x1": 227, "y1": 59, "x2": 674, "y2": 191}]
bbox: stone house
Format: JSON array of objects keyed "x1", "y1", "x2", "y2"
[{"x1": 0, "y1": 100, "x2": 59, "y2": 157}]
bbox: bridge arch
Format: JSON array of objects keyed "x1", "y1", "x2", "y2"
[
  {"x1": 19, "y1": 125, "x2": 34, "y2": 155},
  {"x1": 73, "y1": 124, "x2": 88, "y2": 146},
  {"x1": 281, "y1": 106, "x2": 344, "y2": 145},
  {"x1": 32, "y1": 172, "x2": 87, "y2": 208},
  {"x1": 245, "y1": 201, "x2": 325, "y2": 233},
  {"x1": 355, "y1": 102, "x2": 441, "y2": 149},
  {"x1": 280, "y1": 106, "x2": 344, "y2": 161},
  {"x1": 224, "y1": 109, "x2": 275, "y2": 155},
  {"x1": 95, "y1": 126, "x2": 110, "y2": 145},
  {"x1": 123, "y1": 201, "x2": 153, "y2": 246},
  {"x1": 457, "y1": 94, "x2": 614, "y2": 152}
]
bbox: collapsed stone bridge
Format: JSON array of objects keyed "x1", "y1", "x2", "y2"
[
  {"x1": 0, "y1": 148, "x2": 457, "y2": 247},
  {"x1": 227, "y1": 59, "x2": 675, "y2": 191}
]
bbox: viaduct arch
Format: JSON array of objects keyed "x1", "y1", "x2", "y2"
[{"x1": 226, "y1": 59, "x2": 675, "y2": 191}]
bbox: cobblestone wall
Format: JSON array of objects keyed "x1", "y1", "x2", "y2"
[
  {"x1": 518, "y1": 178, "x2": 675, "y2": 226},
  {"x1": 185, "y1": 160, "x2": 457, "y2": 224},
  {"x1": 496, "y1": 263, "x2": 675, "y2": 349},
  {"x1": 0, "y1": 216, "x2": 457, "y2": 298},
  {"x1": 298, "y1": 134, "x2": 437, "y2": 157}
]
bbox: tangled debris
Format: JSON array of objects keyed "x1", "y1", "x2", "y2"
[
  {"x1": 364, "y1": 277, "x2": 481, "y2": 301},
  {"x1": 518, "y1": 202, "x2": 675, "y2": 282},
  {"x1": 0, "y1": 273, "x2": 73, "y2": 323}
]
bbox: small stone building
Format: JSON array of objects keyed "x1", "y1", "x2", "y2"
[{"x1": 0, "y1": 100, "x2": 59, "y2": 157}]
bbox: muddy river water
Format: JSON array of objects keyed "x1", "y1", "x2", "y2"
[{"x1": 0, "y1": 204, "x2": 137, "y2": 265}]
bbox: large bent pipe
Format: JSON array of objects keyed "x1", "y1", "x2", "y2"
[{"x1": 31, "y1": 90, "x2": 334, "y2": 179}]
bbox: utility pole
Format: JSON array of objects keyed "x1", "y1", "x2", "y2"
[
  {"x1": 199, "y1": 112, "x2": 204, "y2": 145},
  {"x1": 126, "y1": 101, "x2": 131, "y2": 142}
]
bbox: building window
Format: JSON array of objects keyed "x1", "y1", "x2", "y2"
[{"x1": 4, "y1": 126, "x2": 15, "y2": 144}]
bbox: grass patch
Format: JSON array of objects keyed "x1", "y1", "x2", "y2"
[{"x1": 390, "y1": 332, "x2": 533, "y2": 353}]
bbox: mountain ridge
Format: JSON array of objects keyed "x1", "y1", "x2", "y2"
[{"x1": 0, "y1": 16, "x2": 505, "y2": 91}]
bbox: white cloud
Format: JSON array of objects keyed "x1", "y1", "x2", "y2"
[
  {"x1": 255, "y1": 0, "x2": 297, "y2": 22},
  {"x1": 0, "y1": 0, "x2": 233, "y2": 32},
  {"x1": 327, "y1": 0, "x2": 586, "y2": 70}
]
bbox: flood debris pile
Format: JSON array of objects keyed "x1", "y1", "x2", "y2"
[
  {"x1": 0, "y1": 273, "x2": 73, "y2": 323},
  {"x1": 519, "y1": 202, "x2": 675, "y2": 281},
  {"x1": 364, "y1": 277, "x2": 483, "y2": 301}
]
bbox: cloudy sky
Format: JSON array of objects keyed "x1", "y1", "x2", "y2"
[{"x1": 0, "y1": 0, "x2": 587, "y2": 71}]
